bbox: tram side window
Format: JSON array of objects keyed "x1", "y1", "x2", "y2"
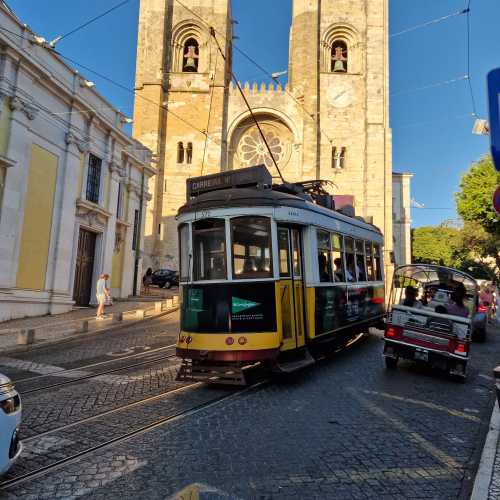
[
  {"x1": 317, "y1": 230, "x2": 332, "y2": 282},
  {"x1": 373, "y1": 244, "x2": 383, "y2": 281},
  {"x1": 232, "y1": 217, "x2": 273, "y2": 279},
  {"x1": 331, "y1": 233, "x2": 344, "y2": 282},
  {"x1": 344, "y1": 237, "x2": 356, "y2": 282},
  {"x1": 179, "y1": 223, "x2": 190, "y2": 281},
  {"x1": 278, "y1": 228, "x2": 290, "y2": 277},
  {"x1": 192, "y1": 219, "x2": 226, "y2": 281},
  {"x1": 355, "y1": 240, "x2": 367, "y2": 282},
  {"x1": 365, "y1": 241, "x2": 375, "y2": 281}
]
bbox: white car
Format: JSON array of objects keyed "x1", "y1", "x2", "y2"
[{"x1": 0, "y1": 373, "x2": 22, "y2": 475}]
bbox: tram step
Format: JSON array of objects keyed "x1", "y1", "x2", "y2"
[
  {"x1": 275, "y1": 349, "x2": 316, "y2": 374},
  {"x1": 176, "y1": 361, "x2": 247, "y2": 386}
]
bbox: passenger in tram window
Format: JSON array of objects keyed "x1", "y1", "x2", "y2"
[
  {"x1": 212, "y1": 256, "x2": 225, "y2": 279},
  {"x1": 356, "y1": 254, "x2": 366, "y2": 282},
  {"x1": 243, "y1": 257, "x2": 257, "y2": 274},
  {"x1": 318, "y1": 253, "x2": 331, "y2": 282},
  {"x1": 334, "y1": 258, "x2": 345, "y2": 282}
]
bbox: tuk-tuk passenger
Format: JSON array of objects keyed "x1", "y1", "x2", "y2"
[
  {"x1": 447, "y1": 284, "x2": 469, "y2": 318},
  {"x1": 401, "y1": 286, "x2": 422, "y2": 309}
]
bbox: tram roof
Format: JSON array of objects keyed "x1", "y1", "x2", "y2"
[{"x1": 178, "y1": 185, "x2": 382, "y2": 235}]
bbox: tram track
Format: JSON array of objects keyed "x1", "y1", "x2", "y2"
[
  {"x1": 10, "y1": 342, "x2": 178, "y2": 385},
  {"x1": 17, "y1": 349, "x2": 178, "y2": 395},
  {"x1": 0, "y1": 380, "x2": 268, "y2": 490}
]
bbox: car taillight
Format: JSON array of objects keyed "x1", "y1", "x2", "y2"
[
  {"x1": 385, "y1": 325, "x2": 402, "y2": 339},
  {"x1": 454, "y1": 341, "x2": 468, "y2": 356},
  {"x1": 478, "y1": 305, "x2": 487, "y2": 313}
]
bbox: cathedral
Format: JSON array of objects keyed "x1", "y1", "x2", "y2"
[{"x1": 133, "y1": 0, "x2": 397, "y2": 273}]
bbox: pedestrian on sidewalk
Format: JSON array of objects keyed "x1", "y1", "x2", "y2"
[
  {"x1": 96, "y1": 273, "x2": 110, "y2": 319},
  {"x1": 142, "y1": 267, "x2": 153, "y2": 295}
]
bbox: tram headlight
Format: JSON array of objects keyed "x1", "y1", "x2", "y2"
[
  {"x1": 238, "y1": 337, "x2": 247, "y2": 346},
  {"x1": 225, "y1": 337, "x2": 234, "y2": 346}
]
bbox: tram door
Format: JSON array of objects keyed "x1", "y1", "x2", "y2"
[{"x1": 278, "y1": 227, "x2": 306, "y2": 351}]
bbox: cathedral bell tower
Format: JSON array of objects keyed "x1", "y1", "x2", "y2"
[
  {"x1": 133, "y1": 0, "x2": 232, "y2": 268},
  {"x1": 289, "y1": 0, "x2": 393, "y2": 275}
]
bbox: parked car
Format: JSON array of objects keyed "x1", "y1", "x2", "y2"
[
  {"x1": 151, "y1": 269, "x2": 179, "y2": 289},
  {"x1": 0, "y1": 373, "x2": 22, "y2": 475}
]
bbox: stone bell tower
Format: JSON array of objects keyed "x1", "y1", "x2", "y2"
[
  {"x1": 133, "y1": 0, "x2": 232, "y2": 268},
  {"x1": 289, "y1": 0, "x2": 393, "y2": 274}
]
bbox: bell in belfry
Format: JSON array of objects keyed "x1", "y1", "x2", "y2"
[
  {"x1": 332, "y1": 45, "x2": 347, "y2": 73},
  {"x1": 183, "y1": 45, "x2": 199, "y2": 72}
]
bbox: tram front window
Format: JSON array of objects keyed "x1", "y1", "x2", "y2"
[
  {"x1": 231, "y1": 217, "x2": 273, "y2": 279},
  {"x1": 192, "y1": 219, "x2": 226, "y2": 281}
]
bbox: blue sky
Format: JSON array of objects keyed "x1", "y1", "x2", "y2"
[{"x1": 7, "y1": 0, "x2": 498, "y2": 228}]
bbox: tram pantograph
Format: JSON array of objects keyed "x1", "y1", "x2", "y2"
[{"x1": 176, "y1": 165, "x2": 385, "y2": 384}]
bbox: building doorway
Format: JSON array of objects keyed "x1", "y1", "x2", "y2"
[{"x1": 73, "y1": 228, "x2": 97, "y2": 306}]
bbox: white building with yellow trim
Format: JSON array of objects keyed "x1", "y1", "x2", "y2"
[{"x1": 0, "y1": 4, "x2": 155, "y2": 321}]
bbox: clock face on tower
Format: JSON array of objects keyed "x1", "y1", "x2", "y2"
[{"x1": 328, "y1": 82, "x2": 353, "y2": 108}]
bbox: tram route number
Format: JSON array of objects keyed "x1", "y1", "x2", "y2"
[
  {"x1": 288, "y1": 210, "x2": 300, "y2": 217},
  {"x1": 199, "y1": 210, "x2": 211, "y2": 218}
]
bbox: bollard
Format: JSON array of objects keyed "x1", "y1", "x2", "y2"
[
  {"x1": 113, "y1": 312, "x2": 124, "y2": 323},
  {"x1": 494, "y1": 366, "x2": 500, "y2": 408},
  {"x1": 17, "y1": 328, "x2": 35, "y2": 345},
  {"x1": 166, "y1": 298, "x2": 174, "y2": 309},
  {"x1": 154, "y1": 301, "x2": 163, "y2": 313},
  {"x1": 172, "y1": 295, "x2": 179, "y2": 306},
  {"x1": 136, "y1": 309, "x2": 146, "y2": 320},
  {"x1": 80, "y1": 320, "x2": 89, "y2": 333}
]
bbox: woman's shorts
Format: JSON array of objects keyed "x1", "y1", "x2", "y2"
[{"x1": 96, "y1": 294, "x2": 106, "y2": 304}]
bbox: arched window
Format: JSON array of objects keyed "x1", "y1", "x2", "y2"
[
  {"x1": 183, "y1": 38, "x2": 199, "y2": 73},
  {"x1": 332, "y1": 147, "x2": 346, "y2": 169},
  {"x1": 177, "y1": 142, "x2": 185, "y2": 163},
  {"x1": 186, "y1": 143, "x2": 193, "y2": 164},
  {"x1": 331, "y1": 41, "x2": 348, "y2": 73}
]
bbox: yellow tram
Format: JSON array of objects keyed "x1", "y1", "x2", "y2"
[{"x1": 176, "y1": 166, "x2": 385, "y2": 384}]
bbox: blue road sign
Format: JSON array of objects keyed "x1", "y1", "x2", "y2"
[
  {"x1": 487, "y1": 68, "x2": 500, "y2": 171},
  {"x1": 494, "y1": 185, "x2": 500, "y2": 215}
]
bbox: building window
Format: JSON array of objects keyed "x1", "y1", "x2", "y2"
[
  {"x1": 332, "y1": 147, "x2": 346, "y2": 169},
  {"x1": 86, "y1": 154, "x2": 102, "y2": 204},
  {"x1": 132, "y1": 209, "x2": 139, "y2": 251},
  {"x1": 331, "y1": 40, "x2": 348, "y2": 73},
  {"x1": 183, "y1": 38, "x2": 199, "y2": 72},
  {"x1": 116, "y1": 182, "x2": 125, "y2": 220},
  {"x1": 186, "y1": 142, "x2": 193, "y2": 164},
  {"x1": 177, "y1": 142, "x2": 185, "y2": 164}
]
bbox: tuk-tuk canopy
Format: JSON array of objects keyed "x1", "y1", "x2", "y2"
[{"x1": 393, "y1": 264, "x2": 478, "y2": 296}]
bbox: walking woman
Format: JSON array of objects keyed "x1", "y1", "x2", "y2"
[
  {"x1": 96, "y1": 273, "x2": 110, "y2": 319},
  {"x1": 143, "y1": 267, "x2": 153, "y2": 295}
]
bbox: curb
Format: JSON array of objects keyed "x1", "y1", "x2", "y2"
[
  {"x1": 471, "y1": 402, "x2": 500, "y2": 500},
  {"x1": 0, "y1": 307, "x2": 180, "y2": 356}
]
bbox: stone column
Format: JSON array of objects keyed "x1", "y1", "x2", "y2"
[{"x1": 102, "y1": 162, "x2": 120, "y2": 277}]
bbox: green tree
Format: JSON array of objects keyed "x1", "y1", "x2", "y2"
[
  {"x1": 412, "y1": 226, "x2": 462, "y2": 267},
  {"x1": 455, "y1": 156, "x2": 500, "y2": 235}
]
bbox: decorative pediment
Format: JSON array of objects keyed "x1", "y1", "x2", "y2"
[
  {"x1": 66, "y1": 131, "x2": 89, "y2": 154},
  {"x1": 9, "y1": 96, "x2": 39, "y2": 121},
  {"x1": 76, "y1": 198, "x2": 111, "y2": 229}
]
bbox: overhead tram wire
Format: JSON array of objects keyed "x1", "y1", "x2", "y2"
[
  {"x1": 49, "y1": 0, "x2": 133, "y2": 47},
  {"x1": 389, "y1": 8, "x2": 469, "y2": 38},
  {"x1": 0, "y1": 25, "x2": 223, "y2": 152},
  {"x1": 210, "y1": 27, "x2": 286, "y2": 184},
  {"x1": 173, "y1": 0, "x2": 335, "y2": 148}
]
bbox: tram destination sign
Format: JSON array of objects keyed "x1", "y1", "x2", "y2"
[{"x1": 187, "y1": 165, "x2": 272, "y2": 199}]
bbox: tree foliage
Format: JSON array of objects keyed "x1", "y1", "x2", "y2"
[
  {"x1": 455, "y1": 156, "x2": 500, "y2": 235},
  {"x1": 412, "y1": 226, "x2": 461, "y2": 267}
]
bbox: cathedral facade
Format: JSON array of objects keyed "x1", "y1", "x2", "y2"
[{"x1": 133, "y1": 0, "x2": 394, "y2": 273}]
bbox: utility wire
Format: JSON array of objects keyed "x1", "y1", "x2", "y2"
[
  {"x1": 51, "y1": 0, "x2": 132, "y2": 46},
  {"x1": 390, "y1": 75, "x2": 468, "y2": 97},
  {"x1": 210, "y1": 27, "x2": 285, "y2": 183},
  {"x1": 465, "y1": 0, "x2": 478, "y2": 117},
  {"x1": 390, "y1": 8, "x2": 469, "y2": 38}
]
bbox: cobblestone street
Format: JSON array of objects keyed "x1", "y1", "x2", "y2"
[{"x1": 0, "y1": 316, "x2": 498, "y2": 499}]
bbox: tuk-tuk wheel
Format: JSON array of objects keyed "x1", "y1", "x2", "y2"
[{"x1": 385, "y1": 357, "x2": 398, "y2": 370}]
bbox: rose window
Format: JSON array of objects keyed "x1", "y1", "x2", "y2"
[{"x1": 237, "y1": 127, "x2": 285, "y2": 169}]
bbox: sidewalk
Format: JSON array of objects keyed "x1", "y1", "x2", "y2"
[
  {"x1": 0, "y1": 287, "x2": 179, "y2": 353},
  {"x1": 471, "y1": 320, "x2": 500, "y2": 500}
]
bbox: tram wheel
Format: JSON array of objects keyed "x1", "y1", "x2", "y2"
[{"x1": 385, "y1": 357, "x2": 398, "y2": 370}]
